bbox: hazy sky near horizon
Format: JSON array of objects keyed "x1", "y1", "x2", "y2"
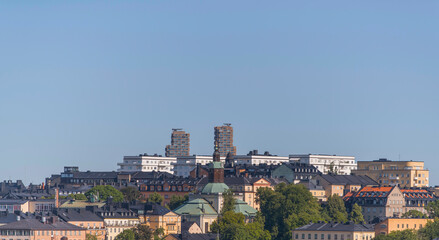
[{"x1": 1, "y1": 1, "x2": 439, "y2": 185}]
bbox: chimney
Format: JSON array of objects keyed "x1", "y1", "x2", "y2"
[{"x1": 55, "y1": 188, "x2": 60, "y2": 208}]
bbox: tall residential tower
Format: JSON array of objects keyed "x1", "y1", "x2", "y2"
[
  {"x1": 214, "y1": 123, "x2": 236, "y2": 157},
  {"x1": 165, "y1": 129, "x2": 190, "y2": 157}
]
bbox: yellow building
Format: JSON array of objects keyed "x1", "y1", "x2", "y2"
[
  {"x1": 293, "y1": 222, "x2": 375, "y2": 240},
  {"x1": 375, "y1": 218, "x2": 433, "y2": 235},
  {"x1": 141, "y1": 203, "x2": 181, "y2": 235},
  {"x1": 352, "y1": 158, "x2": 429, "y2": 187},
  {"x1": 57, "y1": 208, "x2": 106, "y2": 240}
]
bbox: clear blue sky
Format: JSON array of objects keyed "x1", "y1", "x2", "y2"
[{"x1": 1, "y1": 1, "x2": 438, "y2": 185}]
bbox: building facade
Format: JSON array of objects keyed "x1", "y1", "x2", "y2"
[
  {"x1": 0, "y1": 217, "x2": 87, "y2": 240},
  {"x1": 374, "y1": 218, "x2": 432, "y2": 236},
  {"x1": 292, "y1": 222, "x2": 375, "y2": 240},
  {"x1": 118, "y1": 154, "x2": 177, "y2": 174},
  {"x1": 214, "y1": 124, "x2": 236, "y2": 157},
  {"x1": 234, "y1": 150, "x2": 289, "y2": 166},
  {"x1": 343, "y1": 186, "x2": 406, "y2": 223},
  {"x1": 172, "y1": 155, "x2": 225, "y2": 177},
  {"x1": 289, "y1": 154, "x2": 357, "y2": 175},
  {"x1": 315, "y1": 175, "x2": 378, "y2": 198},
  {"x1": 352, "y1": 158, "x2": 429, "y2": 187},
  {"x1": 165, "y1": 129, "x2": 190, "y2": 157}
]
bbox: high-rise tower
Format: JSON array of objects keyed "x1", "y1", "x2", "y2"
[
  {"x1": 165, "y1": 128, "x2": 190, "y2": 157},
  {"x1": 214, "y1": 123, "x2": 236, "y2": 157}
]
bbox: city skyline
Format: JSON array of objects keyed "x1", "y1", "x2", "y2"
[{"x1": 1, "y1": 1, "x2": 438, "y2": 186}]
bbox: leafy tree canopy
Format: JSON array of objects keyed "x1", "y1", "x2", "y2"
[
  {"x1": 323, "y1": 194, "x2": 348, "y2": 223},
  {"x1": 121, "y1": 187, "x2": 141, "y2": 202},
  {"x1": 68, "y1": 193, "x2": 87, "y2": 201},
  {"x1": 85, "y1": 185, "x2": 124, "y2": 202},
  {"x1": 168, "y1": 195, "x2": 189, "y2": 210},
  {"x1": 221, "y1": 189, "x2": 236, "y2": 214},
  {"x1": 349, "y1": 203, "x2": 364, "y2": 224},
  {"x1": 147, "y1": 192, "x2": 164, "y2": 205},
  {"x1": 115, "y1": 229, "x2": 135, "y2": 240},
  {"x1": 257, "y1": 183, "x2": 324, "y2": 240},
  {"x1": 211, "y1": 211, "x2": 271, "y2": 240},
  {"x1": 425, "y1": 200, "x2": 439, "y2": 218},
  {"x1": 402, "y1": 210, "x2": 427, "y2": 218},
  {"x1": 374, "y1": 229, "x2": 418, "y2": 240}
]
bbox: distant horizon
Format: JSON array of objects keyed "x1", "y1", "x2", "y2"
[{"x1": 2, "y1": 1, "x2": 438, "y2": 186}]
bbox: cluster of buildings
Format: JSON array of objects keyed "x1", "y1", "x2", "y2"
[{"x1": 0, "y1": 124, "x2": 436, "y2": 240}]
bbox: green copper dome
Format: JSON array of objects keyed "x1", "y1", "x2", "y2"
[{"x1": 201, "y1": 183, "x2": 229, "y2": 194}]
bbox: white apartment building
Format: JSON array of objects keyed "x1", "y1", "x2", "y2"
[
  {"x1": 172, "y1": 155, "x2": 225, "y2": 177},
  {"x1": 289, "y1": 154, "x2": 357, "y2": 175},
  {"x1": 234, "y1": 150, "x2": 289, "y2": 166},
  {"x1": 117, "y1": 154, "x2": 177, "y2": 174}
]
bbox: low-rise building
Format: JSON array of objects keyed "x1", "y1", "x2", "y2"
[
  {"x1": 375, "y1": 218, "x2": 432, "y2": 236},
  {"x1": 292, "y1": 222, "x2": 375, "y2": 240},
  {"x1": 352, "y1": 158, "x2": 429, "y2": 187},
  {"x1": 289, "y1": 154, "x2": 357, "y2": 175},
  {"x1": 139, "y1": 177, "x2": 200, "y2": 205},
  {"x1": 56, "y1": 208, "x2": 106, "y2": 240},
  {"x1": 344, "y1": 186, "x2": 405, "y2": 223},
  {"x1": 0, "y1": 200, "x2": 29, "y2": 213},
  {"x1": 118, "y1": 154, "x2": 177, "y2": 174},
  {"x1": 140, "y1": 203, "x2": 181, "y2": 235},
  {"x1": 315, "y1": 174, "x2": 378, "y2": 197},
  {"x1": 0, "y1": 217, "x2": 87, "y2": 240},
  {"x1": 401, "y1": 188, "x2": 437, "y2": 214},
  {"x1": 91, "y1": 205, "x2": 139, "y2": 240},
  {"x1": 173, "y1": 155, "x2": 225, "y2": 177}
]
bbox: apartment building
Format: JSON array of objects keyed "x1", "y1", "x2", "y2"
[
  {"x1": 343, "y1": 186, "x2": 405, "y2": 223},
  {"x1": 375, "y1": 218, "x2": 432, "y2": 236},
  {"x1": 289, "y1": 154, "x2": 357, "y2": 175},
  {"x1": 140, "y1": 203, "x2": 181, "y2": 235},
  {"x1": 172, "y1": 155, "x2": 225, "y2": 177},
  {"x1": 118, "y1": 154, "x2": 177, "y2": 174},
  {"x1": 139, "y1": 177, "x2": 199, "y2": 205},
  {"x1": 165, "y1": 129, "x2": 190, "y2": 157},
  {"x1": 292, "y1": 222, "x2": 375, "y2": 240},
  {"x1": 315, "y1": 174, "x2": 378, "y2": 198},
  {"x1": 56, "y1": 208, "x2": 106, "y2": 240},
  {"x1": 401, "y1": 188, "x2": 437, "y2": 214},
  {"x1": 214, "y1": 124, "x2": 236, "y2": 157},
  {"x1": 0, "y1": 217, "x2": 87, "y2": 240},
  {"x1": 234, "y1": 150, "x2": 289, "y2": 166},
  {"x1": 352, "y1": 158, "x2": 429, "y2": 187}
]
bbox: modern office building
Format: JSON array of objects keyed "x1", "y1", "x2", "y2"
[
  {"x1": 214, "y1": 124, "x2": 236, "y2": 157},
  {"x1": 118, "y1": 154, "x2": 177, "y2": 174},
  {"x1": 352, "y1": 158, "x2": 429, "y2": 187},
  {"x1": 289, "y1": 154, "x2": 357, "y2": 175},
  {"x1": 165, "y1": 129, "x2": 190, "y2": 157}
]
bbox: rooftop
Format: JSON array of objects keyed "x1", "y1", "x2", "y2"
[{"x1": 294, "y1": 222, "x2": 374, "y2": 232}]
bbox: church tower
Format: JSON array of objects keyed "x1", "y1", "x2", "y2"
[{"x1": 208, "y1": 141, "x2": 224, "y2": 183}]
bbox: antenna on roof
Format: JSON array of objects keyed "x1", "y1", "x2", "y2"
[{"x1": 172, "y1": 128, "x2": 183, "y2": 131}]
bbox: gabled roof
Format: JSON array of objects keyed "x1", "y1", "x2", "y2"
[
  {"x1": 56, "y1": 208, "x2": 103, "y2": 222},
  {"x1": 173, "y1": 198, "x2": 217, "y2": 216},
  {"x1": 352, "y1": 186, "x2": 394, "y2": 198},
  {"x1": 0, "y1": 218, "x2": 84, "y2": 230},
  {"x1": 401, "y1": 189, "x2": 436, "y2": 200},
  {"x1": 144, "y1": 203, "x2": 173, "y2": 216},
  {"x1": 294, "y1": 222, "x2": 374, "y2": 232},
  {"x1": 319, "y1": 175, "x2": 378, "y2": 186}
]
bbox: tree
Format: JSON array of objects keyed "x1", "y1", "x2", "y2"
[
  {"x1": 257, "y1": 183, "x2": 324, "y2": 240},
  {"x1": 418, "y1": 218, "x2": 439, "y2": 240},
  {"x1": 147, "y1": 192, "x2": 164, "y2": 205},
  {"x1": 328, "y1": 162, "x2": 338, "y2": 175},
  {"x1": 115, "y1": 229, "x2": 135, "y2": 240},
  {"x1": 374, "y1": 229, "x2": 418, "y2": 240},
  {"x1": 168, "y1": 195, "x2": 188, "y2": 210},
  {"x1": 425, "y1": 200, "x2": 439, "y2": 218},
  {"x1": 86, "y1": 234, "x2": 98, "y2": 240},
  {"x1": 211, "y1": 211, "x2": 271, "y2": 240},
  {"x1": 85, "y1": 185, "x2": 124, "y2": 202},
  {"x1": 221, "y1": 189, "x2": 236, "y2": 214},
  {"x1": 323, "y1": 194, "x2": 348, "y2": 223},
  {"x1": 133, "y1": 224, "x2": 154, "y2": 240},
  {"x1": 402, "y1": 210, "x2": 427, "y2": 218},
  {"x1": 121, "y1": 187, "x2": 141, "y2": 202},
  {"x1": 68, "y1": 193, "x2": 87, "y2": 200},
  {"x1": 349, "y1": 203, "x2": 364, "y2": 223}
]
